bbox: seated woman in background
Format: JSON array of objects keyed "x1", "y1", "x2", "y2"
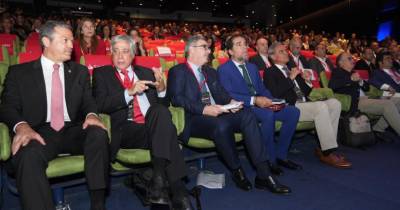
[
  {"x1": 128, "y1": 28, "x2": 146, "y2": 56},
  {"x1": 101, "y1": 24, "x2": 112, "y2": 55},
  {"x1": 73, "y1": 17, "x2": 106, "y2": 62}
]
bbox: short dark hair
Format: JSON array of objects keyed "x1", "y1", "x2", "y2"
[
  {"x1": 39, "y1": 20, "x2": 72, "y2": 47},
  {"x1": 336, "y1": 52, "x2": 345, "y2": 67},
  {"x1": 255, "y1": 36, "x2": 268, "y2": 45},
  {"x1": 376, "y1": 51, "x2": 392, "y2": 66}
]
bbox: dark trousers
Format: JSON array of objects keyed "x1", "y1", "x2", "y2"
[
  {"x1": 190, "y1": 108, "x2": 268, "y2": 172},
  {"x1": 251, "y1": 105, "x2": 300, "y2": 163},
  {"x1": 12, "y1": 124, "x2": 109, "y2": 210},
  {"x1": 120, "y1": 104, "x2": 186, "y2": 183}
]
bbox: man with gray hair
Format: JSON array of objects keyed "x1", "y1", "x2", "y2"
[
  {"x1": 92, "y1": 35, "x2": 193, "y2": 210},
  {"x1": 264, "y1": 42, "x2": 352, "y2": 169},
  {"x1": 168, "y1": 35, "x2": 291, "y2": 195},
  {"x1": 0, "y1": 20, "x2": 110, "y2": 210}
]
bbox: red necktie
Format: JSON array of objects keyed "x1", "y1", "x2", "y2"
[
  {"x1": 120, "y1": 69, "x2": 145, "y2": 124},
  {"x1": 50, "y1": 64, "x2": 64, "y2": 131}
]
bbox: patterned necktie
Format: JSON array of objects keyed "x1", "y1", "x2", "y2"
[
  {"x1": 282, "y1": 66, "x2": 305, "y2": 102},
  {"x1": 197, "y1": 67, "x2": 208, "y2": 93},
  {"x1": 50, "y1": 64, "x2": 64, "y2": 131},
  {"x1": 239, "y1": 64, "x2": 257, "y2": 96}
]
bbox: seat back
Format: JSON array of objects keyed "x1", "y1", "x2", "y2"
[
  {"x1": 18, "y1": 52, "x2": 42, "y2": 64},
  {"x1": 134, "y1": 56, "x2": 161, "y2": 69},
  {"x1": 80, "y1": 55, "x2": 112, "y2": 75},
  {"x1": 0, "y1": 46, "x2": 10, "y2": 66},
  {"x1": 0, "y1": 34, "x2": 18, "y2": 56},
  {"x1": 354, "y1": 69, "x2": 369, "y2": 81}
]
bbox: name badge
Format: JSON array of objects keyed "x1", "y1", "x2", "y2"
[
  {"x1": 127, "y1": 100, "x2": 134, "y2": 120},
  {"x1": 201, "y1": 92, "x2": 211, "y2": 105}
]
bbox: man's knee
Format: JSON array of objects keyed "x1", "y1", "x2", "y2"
[
  {"x1": 85, "y1": 126, "x2": 109, "y2": 150},
  {"x1": 13, "y1": 143, "x2": 47, "y2": 171}
]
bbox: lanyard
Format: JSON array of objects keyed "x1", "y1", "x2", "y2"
[{"x1": 186, "y1": 62, "x2": 208, "y2": 91}]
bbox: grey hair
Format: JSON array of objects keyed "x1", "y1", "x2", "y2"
[
  {"x1": 268, "y1": 42, "x2": 283, "y2": 57},
  {"x1": 184, "y1": 35, "x2": 206, "y2": 58},
  {"x1": 39, "y1": 20, "x2": 72, "y2": 47},
  {"x1": 111, "y1": 35, "x2": 136, "y2": 55}
]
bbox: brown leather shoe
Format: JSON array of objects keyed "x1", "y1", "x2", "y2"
[
  {"x1": 315, "y1": 148, "x2": 346, "y2": 160},
  {"x1": 319, "y1": 153, "x2": 352, "y2": 169}
]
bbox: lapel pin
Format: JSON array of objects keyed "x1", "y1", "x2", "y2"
[{"x1": 68, "y1": 69, "x2": 71, "y2": 73}]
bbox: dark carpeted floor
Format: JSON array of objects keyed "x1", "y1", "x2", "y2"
[{"x1": 1, "y1": 134, "x2": 400, "y2": 210}]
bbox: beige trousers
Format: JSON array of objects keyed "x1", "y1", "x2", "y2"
[
  {"x1": 358, "y1": 96, "x2": 400, "y2": 135},
  {"x1": 295, "y1": 98, "x2": 341, "y2": 151}
]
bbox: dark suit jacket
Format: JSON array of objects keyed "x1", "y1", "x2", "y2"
[
  {"x1": 369, "y1": 69, "x2": 400, "y2": 92},
  {"x1": 354, "y1": 59, "x2": 376, "y2": 75},
  {"x1": 167, "y1": 63, "x2": 231, "y2": 143},
  {"x1": 287, "y1": 54, "x2": 311, "y2": 70},
  {"x1": 0, "y1": 59, "x2": 97, "y2": 132},
  {"x1": 249, "y1": 54, "x2": 273, "y2": 71},
  {"x1": 393, "y1": 60, "x2": 400, "y2": 71},
  {"x1": 328, "y1": 67, "x2": 369, "y2": 114},
  {"x1": 309, "y1": 56, "x2": 335, "y2": 75},
  {"x1": 217, "y1": 60, "x2": 275, "y2": 107},
  {"x1": 92, "y1": 65, "x2": 168, "y2": 159},
  {"x1": 264, "y1": 64, "x2": 312, "y2": 105}
]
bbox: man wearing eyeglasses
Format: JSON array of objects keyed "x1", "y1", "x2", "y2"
[
  {"x1": 217, "y1": 34, "x2": 301, "y2": 175},
  {"x1": 331, "y1": 52, "x2": 400, "y2": 141},
  {"x1": 264, "y1": 42, "x2": 351, "y2": 169},
  {"x1": 92, "y1": 35, "x2": 193, "y2": 210},
  {"x1": 168, "y1": 35, "x2": 291, "y2": 194}
]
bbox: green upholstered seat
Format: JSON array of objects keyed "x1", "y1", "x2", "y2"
[{"x1": 319, "y1": 71, "x2": 352, "y2": 112}]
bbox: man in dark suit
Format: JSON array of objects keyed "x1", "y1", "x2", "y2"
[
  {"x1": 217, "y1": 34, "x2": 301, "y2": 175},
  {"x1": 0, "y1": 21, "x2": 109, "y2": 210},
  {"x1": 287, "y1": 38, "x2": 311, "y2": 70},
  {"x1": 329, "y1": 52, "x2": 400, "y2": 139},
  {"x1": 309, "y1": 43, "x2": 335, "y2": 75},
  {"x1": 92, "y1": 35, "x2": 193, "y2": 210},
  {"x1": 369, "y1": 51, "x2": 400, "y2": 93},
  {"x1": 168, "y1": 35, "x2": 291, "y2": 194},
  {"x1": 249, "y1": 36, "x2": 273, "y2": 71},
  {"x1": 354, "y1": 47, "x2": 377, "y2": 75},
  {"x1": 264, "y1": 42, "x2": 351, "y2": 169}
]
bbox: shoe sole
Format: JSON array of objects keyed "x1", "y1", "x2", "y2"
[{"x1": 254, "y1": 184, "x2": 291, "y2": 195}]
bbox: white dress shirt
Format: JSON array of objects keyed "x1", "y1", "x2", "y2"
[
  {"x1": 260, "y1": 54, "x2": 271, "y2": 68},
  {"x1": 41, "y1": 55, "x2": 71, "y2": 123},
  {"x1": 120, "y1": 65, "x2": 166, "y2": 119},
  {"x1": 316, "y1": 56, "x2": 331, "y2": 72}
]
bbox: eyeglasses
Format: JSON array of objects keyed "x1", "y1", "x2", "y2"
[{"x1": 191, "y1": 44, "x2": 210, "y2": 50}]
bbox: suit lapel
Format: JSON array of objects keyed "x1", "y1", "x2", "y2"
[
  {"x1": 134, "y1": 66, "x2": 157, "y2": 104},
  {"x1": 63, "y1": 62, "x2": 73, "y2": 108},
  {"x1": 228, "y1": 60, "x2": 249, "y2": 88},
  {"x1": 32, "y1": 59, "x2": 47, "y2": 121}
]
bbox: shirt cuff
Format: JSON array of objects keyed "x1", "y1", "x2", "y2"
[
  {"x1": 157, "y1": 90, "x2": 167, "y2": 98},
  {"x1": 86, "y1": 113, "x2": 98, "y2": 119},
  {"x1": 250, "y1": 96, "x2": 255, "y2": 105},
  {"x1": 13, "y1": 121, "x2": 28, "y2": 133},
  {"x1": 124, "y1": 89, "x2": 134, "y2": 105},
  {"x1": 380, "y1": 84, "x2": 390, "y2": 91}
]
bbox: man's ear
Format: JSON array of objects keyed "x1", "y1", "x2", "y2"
[{"x1": 41, "y1": 36, "x2": 51, "y2": 48}]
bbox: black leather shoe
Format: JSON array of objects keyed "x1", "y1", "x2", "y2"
[
  {"x1": 268, "y1": 162, "x2": 283, "y2": 176},
  {"x1": 172, "y1": 195, "x2": 194, "y2": 210},
  {"x1": 147, "y1": 174, "x2": 169, "y2": 204},
  {"x1": 231, "y1": 167, "x2": 252, "y2": 191},
  {"x1": 254, "y1": 176, "x2": 291, "y2": 194},
  {"x1": 277, "y1": 159, "x2": 302, "y2": 170}
]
